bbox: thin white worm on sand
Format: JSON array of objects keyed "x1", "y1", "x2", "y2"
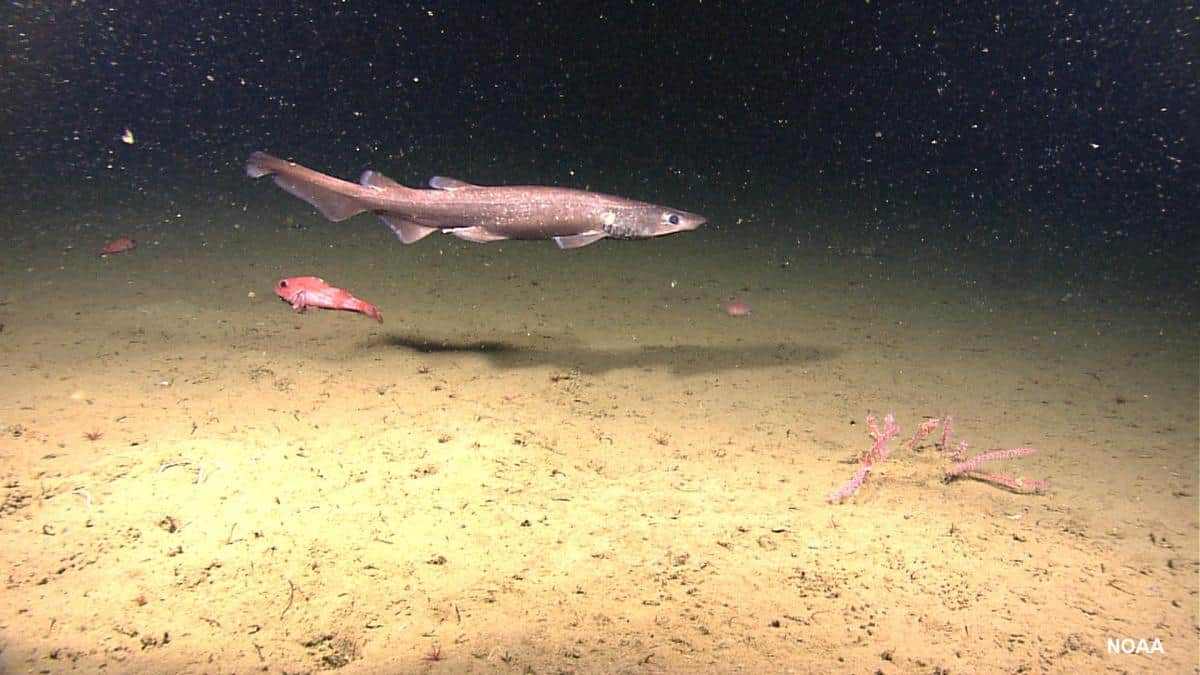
[
  {"x1": 157, "y1": 460, "x2": 192, "y2": 474},
  {"x1": 71, "y1": 487, "x2": 92, "y2": 508}
]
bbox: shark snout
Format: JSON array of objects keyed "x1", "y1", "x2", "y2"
[{"x1": 658, "y1": 210, "x2": 706, "y2": 235}]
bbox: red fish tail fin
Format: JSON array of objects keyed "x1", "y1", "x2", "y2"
[{"x1": 354, "y1": 300, "x2": 383, "y2": 323}]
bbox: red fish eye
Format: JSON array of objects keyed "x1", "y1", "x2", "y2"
[{"x1": 278, "y1": 280, "x2": 288, "y2": 288}]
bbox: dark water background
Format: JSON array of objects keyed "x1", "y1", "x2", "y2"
[{"x1": 1, "y1": 2, "x2": 1195, "y2": 291}]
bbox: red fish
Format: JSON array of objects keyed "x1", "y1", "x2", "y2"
[
  {"x1": 274, "y1": 276, "x2": 382, "y2": 322},
  {"x1": 99, "y1": 238, "x2": 137, "y2": 257}
]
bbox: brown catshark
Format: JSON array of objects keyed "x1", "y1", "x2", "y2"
[{"x1": 245, "y1": 152, "x2": 706, "y2": 249}]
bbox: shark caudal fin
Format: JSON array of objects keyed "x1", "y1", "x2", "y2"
[{"x1": 245, "y1": 152, "x2": 369, "y2": 222}]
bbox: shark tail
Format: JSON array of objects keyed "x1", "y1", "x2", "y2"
[{"x1": 245, "y1": 152, "x2": 371, "y2": 222}]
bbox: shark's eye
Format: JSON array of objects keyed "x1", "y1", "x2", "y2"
[{"x1": 668, "y1": 214, "x2": 680, "y2": 225}]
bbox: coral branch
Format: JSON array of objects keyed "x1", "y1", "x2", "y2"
[
  {"x1": 945, "y1": 447, "x2": 1038, "y2": 477},
  {"x1": 827, "y1": 466, "x2": 871, "y2": 504},
  {"x1": 944, "y1": 447, "x2": 1050, "y2": 492},
  {"x1": 938, "y1": 414, "x2": 954, "y2": 452},
  {"x1": 907, "y1": 417, "x2": 940, "y2": 450},
  {"x1": 865, "y1": 413, "x2": 899, "y2": 464},
  {"x1": 865, "y1": 413, "x2": 882, "y2": 439},
  {"x1": 828, "y1": 414, "x2": 899, "y2": 503}
]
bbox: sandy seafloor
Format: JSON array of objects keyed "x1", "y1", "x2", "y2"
[{"x1": 0, "y1": 194, "x2": 1196, "y2": 675}]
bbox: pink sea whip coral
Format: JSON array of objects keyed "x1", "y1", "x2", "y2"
[
  {"x1": 944, "y1": 447, "x2": 1051, "y2": 491},
  {"x1": 828, "y1": 413, "x2": 899, "y2": 504},
  {"x1": 828, "y1": 413, "x2": 1051, "y2": 504}
]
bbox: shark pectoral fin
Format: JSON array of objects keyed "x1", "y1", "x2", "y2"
[
  {"x1": 553, "y1": 233, "x2": 608, "y2": 249},
  {"x1": 361, "y1": 173, "x2": 435, "y2": 243},
  {"x1": 447, "y1": 227, "x2": 510, "y2": 243},
  {"x1": 428, "y1": 176, "x2": 480, "y2": 191},
  {"x1": 377, "y1": 215, "x2": 439, "y2": 244},
  {"x1": 272, "y1": 176, "x2": 366, "y2": 222}
]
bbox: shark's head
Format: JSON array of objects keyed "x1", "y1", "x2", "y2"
[{"x1": 602, "y1": 205, "x2": 706, "y2": 240}]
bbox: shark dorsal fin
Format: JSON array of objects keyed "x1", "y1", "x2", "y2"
[
  {"x1": 359, "y1": 170, "x2": 406, "y2": 190},
  {"x1": 428, "y1": 176, "x2": 479, "y2": 191}
]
